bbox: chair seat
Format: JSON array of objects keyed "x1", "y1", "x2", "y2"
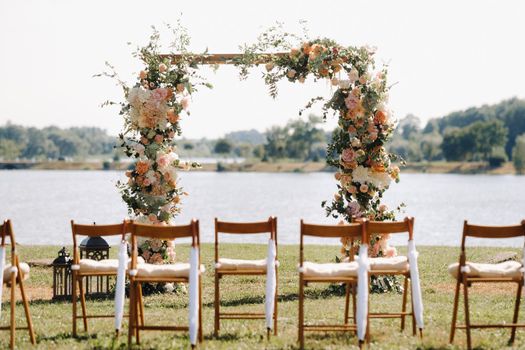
[
  {"x1": 2, "y1": 263, "x2": 30, "y2": 284},
  {"x1": 448, "y1": 261, "x2": 523, "y2": 279},
  {"x1": 78, "y1": 257, "x2": 145, "y2": 274},
  {"x1": 136, "y1": 262, "x2": 205, "y2": 279},
  {"x1": 369, "y1": 256, "x2": 409, "y2": 272},
  {"x1": 301, "y1": 261, "x2": 358, "y2": 278},
  {"x1": 216, "y1": 258, "x2": 267, "y2": 272}
]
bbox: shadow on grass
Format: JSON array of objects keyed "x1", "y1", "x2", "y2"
[{"x1": 37, "y1": 332, "x2": 97, "y2": 342}]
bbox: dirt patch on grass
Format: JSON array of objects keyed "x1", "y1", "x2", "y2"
[{"x1": 432, "y1": 282, "x2": 520, "y2": 296}]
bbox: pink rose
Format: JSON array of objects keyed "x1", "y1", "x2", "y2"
[
  {"x1": 341, "y1": 148, "x2": 355, "y2": 163},
  {"x1": 154, "y1": 134, "x2": 164, "y2": 144},
  {"x1": 181, "y1": 97, "x2": 190, "y2": 110},
  {"x1": 385, "y1": 247, "x2": 397, "y2": 258},
  {"x1": 157, "y1": 155, "x2": 169, "y2": 168}
]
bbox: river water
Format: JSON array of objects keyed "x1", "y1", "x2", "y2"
[{"x1": 0, "y1": 170, "x2": 523, "y2": 247}]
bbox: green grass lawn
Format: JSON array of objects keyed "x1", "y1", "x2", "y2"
[{"x1": 1, "y1": 244, "x2": 524, "y2": 349}]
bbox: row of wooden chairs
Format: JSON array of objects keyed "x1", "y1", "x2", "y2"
[{"x1": 3, "y1": 218, "x2": 525, "y2": 349}]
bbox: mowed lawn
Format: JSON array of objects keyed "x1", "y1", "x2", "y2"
[{"x1": 1, "y1": 244, "x2": 524, "y2": 349}]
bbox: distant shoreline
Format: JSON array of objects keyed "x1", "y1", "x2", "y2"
[{"x1": 0, "y1": 160, "x2": 518, "y2": 174}]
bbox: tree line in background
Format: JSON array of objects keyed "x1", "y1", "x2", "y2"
[
  {"x1": 1, "y1": 98, "x2": 525, "y2": 173},
  {"x1": 0, "y1": 124, "x2": 115, "y2": 161}
]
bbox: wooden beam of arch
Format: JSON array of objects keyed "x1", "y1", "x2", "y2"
[{"x1": 159, "y1": 53, "x2": 288, "y2": 65}]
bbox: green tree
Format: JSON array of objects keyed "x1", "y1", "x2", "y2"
[
  {"x1": 214, "y1": 138, "x2": 233, "y2": 154},
  {"x1": 264, "y1": 126, "x2": 289, "y2": 159},
  {"x1": 469, "y1": 120, "x2": 507, "y2": 160},
  {"x1": 285, "y1": 115, "x2": 326, "y2": 160},
  {"x1": 0, "y1": 139, "x2": 23, "y2": 160},
  {"x1": 513, "y1": 134, "x2": 525, "y2": 174},
  {"x1": 441, "y1": 129, "x2": 475, "y2": 161}
]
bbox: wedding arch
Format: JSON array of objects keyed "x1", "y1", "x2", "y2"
[{"x1": 103, "y1": 24, "x2": 401, "y2": 262}]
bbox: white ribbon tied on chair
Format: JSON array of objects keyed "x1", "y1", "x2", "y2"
[
  {"x1": 356, "y1": 244, "x2": 370, "y2": 342},
  {"x1": 189, "y1": 246, "x2": 199, "y2": 346},
  {"x1": 522, "y1": 245, "x2": 525, "y2": 285},
  {"x1": 408, "y1": 240, "x2": 424, "y2": 330},
  {"x1": 265, "y1": 238, "x2": 277, "y2": 330},
  {"x1": 114, "y1": 240, "x2": 128, "y2": 331},
  {"x1": 0, "y1": 246, "x2": 5, "y2": 320}
]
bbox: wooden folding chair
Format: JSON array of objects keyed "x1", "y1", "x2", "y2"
[
  {"x1": 127, "y1": 220, "x2": 203, "y2": 346},
  {"x1": 213, "y1": 217, "x2": 278, "y2": 338},
  {"x1": 0, "y1": 220, "x2": 35, "y2": 349},
  {"x1": 353, "y1": 217, "x2": 419, "y2": 339},
  {"x1": 71, "y1": 220, "x2": 133, "y2": 337},
  {"x1": 298, "y1": 220, "x2": 367, "y2": 350},
  {"x1": 449, "y1": 220, "x2": 525, "y2": 350}
]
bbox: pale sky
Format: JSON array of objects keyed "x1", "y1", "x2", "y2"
[{"x1": 1, "y1": 0, "x2": 524, "y2": 138}]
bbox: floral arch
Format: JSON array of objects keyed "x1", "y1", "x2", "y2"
[{"x1": 104, "y1": 26, "x2": 401, "y2": 262}]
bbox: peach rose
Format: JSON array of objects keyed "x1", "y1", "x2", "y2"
[
  {"x1": 298, "y1": 77, "x2": 306, "y2": 84},
  {"x1": 375, "y1": 110, "x2": 388, "y2": 124},
  {"x1": 139, "y1": 70, "x2": 147, "y2": 79},
  {"x1": 176, "y1": 83, "x2": 185, "y2": 93},
  {"x1": 167, "y1": 109, "x2": 180, "y2": 124},
  {"x1": 360, "y1": 184, "x2": 369, "y2": 193},
  {"x1": 287, "y1": 69, "x2": 296, "y2": 79},
  {"x1": 140, "y1": 136, "x2": 150, "y2": 145},
  {"x1": 348, "y1": 185, "x2": 357, "y2": 194},
  {"x1": 290, "y1": 48, "x2": 300, "y2": 57},
  {"x1": 158, "y1": 63, "x2": 167, "y2": 73},
  {"x1": 265, "y1": 62, "x2": 275, "y2": 71},
  {"x1": 148, "y1": 214, "x2": 157, "y2": 222},
  {"x1": 154, "y1": 134, "x2": 164, "y2": 144},
  {"x1": 135, "y1": 161, "x2": 150, "y2": 175}
]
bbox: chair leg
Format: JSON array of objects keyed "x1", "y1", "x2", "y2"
[
  {"x1": 449, "y1": 278, "x2": 461, "y2": 343},
  {"x1": 17, "y1": 269, "x2": 36, "y2": 344},
  {"x1": 10, "y1": 273, "x2": 16, "y2": 350},
  {"x1": 410, "y1": 278, "x2": 416, "y2": 336},
  {"x1": 274, "y1": 268, "x2": 278, "y2": 336},
  {"x1": 463, "y1": 278, "x2": 472, "y2": 350},
  {"x1": 401, "y1": 275, "x2": 408, "y2": 331},
  {"x1": 344, "y1": 282, "x2": 351, "y2": 325},
  {"x1": 72, "y1": 273, "x2": 78, "y2": 337},
  {"x1": 127, "y1": 281, "x2": 136, "y2": 347},
  {"x1": 298, "y1": 277, "x2": 304, "y2": 350},
  {"x1": 214, "y1": 272, "x2": 220, "y2": 337},
  {"x1": 510, "y1": 282, "x2": 522, "y2": 344},
  {"x1": 137, "y1": 283, "x2": 145, "y2": 327},
  {"x1": 199, "y1": 275, "x2": 203, "y2": 343},
  {"x1": 78, "y1": 278, "x2": 88, "y2": 332}
]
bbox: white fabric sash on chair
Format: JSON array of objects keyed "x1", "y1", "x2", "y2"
[
  {"x1": 114, "y1": 240, "x2": 128, "y2": 332},
  {"x1": 356, "y1": 244, "x2": 370, "y2": 342},
  {"x1": 265, "y1": 238, "x2": 277, "y2": 331},
  {"x1": 0, "y1": 246, "x2": 5, "y2": 320},
  {"x1": 408, "y1": 240, "x2": 424, "y2": 330},
  {"x1": 522, "y1": 245, "x2": 525, "y2": 285},
  {"x1": 189, "y1": 246, "x2": 200, "y2": 346}
]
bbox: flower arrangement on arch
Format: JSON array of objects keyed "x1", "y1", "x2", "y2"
[
  {"x1": 98, "y1": 26, "x2": 211, "y2": 264},
  {"x1": 237, "y1": 26, "x2": 404, "y2": 259}
]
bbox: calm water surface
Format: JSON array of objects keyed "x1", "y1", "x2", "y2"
[{"x1": 0, "y1": 170, "x2": 524, "y2": 247}]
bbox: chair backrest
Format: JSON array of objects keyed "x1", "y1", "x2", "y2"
[
  {"x1": 129, "y1": 220, "x2": 200, "y2": 268},
  {"x1": 1, "y1": 220, "x2": 18, "y2": 266},
  {"x1": 300, "y1": 220, "x2": 367, "y2": 265},
  {"x1": 460, "y1": 220, "x2": 525, "y2": 251},
  {"x1": 456, "y1": 220, "x2": 525, "y2": 269},
  {"x1": 70, "y1": 220, "x2": 130, "y2": 263},
  {"x1": 214, "y1": 217, "x2": 277, "y2": 262},
  {"x1": 366, "y1": 217, "x2": 414, "y2": 242}
]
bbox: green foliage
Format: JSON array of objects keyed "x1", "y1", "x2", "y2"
[
  {"x1": 263, "y1": 115, "x2": 326, "y2": 161},
  {"x1": 487, "y1": 147, "x2": 508, "y2": 168},
  {"x1": 513, "y1": 134, "x2": 525, "y2": 174},
  {"x1": 213, "y1": 138, "x2": 233, "y2": 154},
  {"x1": 0, "y1": 123, "x2": 115, "y2": 160}
]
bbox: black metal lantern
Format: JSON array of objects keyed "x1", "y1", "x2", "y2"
[
  {"x1": 79, "y1": 236, "x2": 112, "y2": 296},
  {"x1": 52, "y1": 247, "x2": 72, "y2": 300}
]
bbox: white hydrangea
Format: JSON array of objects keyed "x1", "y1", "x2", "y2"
[
  {"x1": 368, "y1": 171, "x2": 392, "y2": 190},
  {"x1": 352, "y1": 165, "x2": 369, "y2": 184}
]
